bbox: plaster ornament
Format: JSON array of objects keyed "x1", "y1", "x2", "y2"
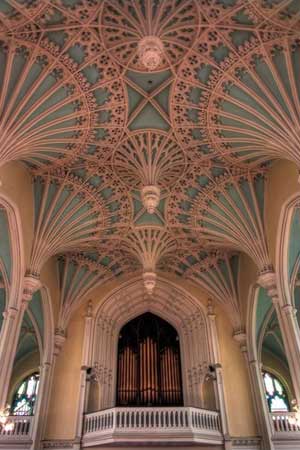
[
  {"x1": 141, "y1": 185, "x2": 160, "y2": 214},
  {"x1": 143, "y1": 271, "x2": 157, "y2": 295},
  {"x1": 23, "y1": 275, "x2": 41, "y2": 303},
  {"x1": 138, "y1": 36, "x2": 164, "y2": 71}
]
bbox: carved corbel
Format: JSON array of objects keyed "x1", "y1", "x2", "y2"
[
  {"x1": 54, "y1": 328, "x2": 66, "y2": 356},
  {"x1": 233, "y1": 330, "x2": 247, "y2": 354},
  {"x1": 257, "y1": 270, "x2": 279, "y2": 304},
  {"x1": 22, "y1": 274, "x2": 41, "y2": 304}
]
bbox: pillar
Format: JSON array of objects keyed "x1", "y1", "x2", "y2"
[
  {"x1": 258, "y1": 271, "x2": 300, "y2": 401},
  {"x1": 206, "y1": 300, "x2": 231, "y2": 449},
  {"x1": 75, "y1": 301, "x2": 94, "y2": 441},
  {"x1": 233, "y1": 331, "x2": 274, "y2": 450},
  {"x1": 38, "y1": 329, "x2": 67, "y2": 449},
  {"x1": 0, "y1": 275, "x2": 41, "y2": 406}
]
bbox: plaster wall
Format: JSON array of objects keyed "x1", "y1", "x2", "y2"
[
  {"x1": 45, "y1": 304, "x2": 85, "y2": 439},
  {"x1": 216, "y1": 307, "x2": 257, "y2": 437}
]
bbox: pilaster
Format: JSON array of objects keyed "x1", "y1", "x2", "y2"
[
  {"x1": 75, "y1": 301, "x2": 94, "y2": 440},
  {"x1": 0, "y1": 274, "x2": 41, "y2": 406},
  {"x1": 206, "y1": 300, "x2": 231, "y2": 448},
  {"x1": 233, "y1": 331, "x2": 274, "y2": 450}
]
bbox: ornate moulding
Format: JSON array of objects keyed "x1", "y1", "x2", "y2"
[{"x1": 99, "y1": 0, "x2": 200, "y2": 72}]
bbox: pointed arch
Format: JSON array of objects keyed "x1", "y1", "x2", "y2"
[
  {"x1": 276, "y1": 193, "x2": 300, "y2": 308},
  {"x1": 88, "y1": 277, "x2": 213, "y2": 411},
  {"x1": 0, "y1": 193, "x2": 25, "y2": 311}
]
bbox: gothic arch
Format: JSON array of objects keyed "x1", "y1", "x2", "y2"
[
  {"x1": 0, "y1": 193, "x2": 25, "y2": 310},
  {"x1": 276, "y1": 193, "x2": 300, "y2": 307},
  {"x1": 88, "y1": 277, "x2": 214, "y2": 411}
]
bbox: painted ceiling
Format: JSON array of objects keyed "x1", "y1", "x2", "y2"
[{"x1": 1, "y1": 0, "x2": 300, "y2": 333}]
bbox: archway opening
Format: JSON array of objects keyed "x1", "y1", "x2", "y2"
[{"x1": 116, "y1": 312, "x2": 183, "y2": 407}]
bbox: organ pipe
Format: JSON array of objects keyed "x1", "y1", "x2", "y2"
[{"x1": 116, "y1": 313, "x2": 183, "y2": 406}]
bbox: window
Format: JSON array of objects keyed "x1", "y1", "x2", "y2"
[
  {"x1": 11, "y1": 373, "x2": 40, "y2": 415},
  {"x1": 262, "y1": 371, "x2": 289, "y2": 412}
]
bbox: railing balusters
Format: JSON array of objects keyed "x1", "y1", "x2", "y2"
[{"x1": 82, "y1": 406, "x2": 225, "y2": 444}]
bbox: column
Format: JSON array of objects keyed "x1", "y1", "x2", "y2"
[
  {"x1": 0, "y1": 275, "x2": 41, "y2": 406},
  {"x1": 31, "y1": 328, "x2": 66, "y2": 449},
  {"x1": 258, "y1": 271, "x2": 300, "y2": 401},
  {"x1": 75, "y1": 301, "x2": 94, "y2": 440},
  {"x1": 233, "y1": 331, "x2": 274, "y2": 450},
  {"x1": 206, "y1": 300, "x2": 231, "y2": 449}
]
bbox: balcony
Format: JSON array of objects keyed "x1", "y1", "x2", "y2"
[
  {"x1": 82, "y1": 406, "x2": 223, "y2": 447},
  {"x1": 0, "y1": 416, "x2": 33, "y2": 449},
  {"x1": 271, "y1": 412, "x2": 300, "y2": 449}
]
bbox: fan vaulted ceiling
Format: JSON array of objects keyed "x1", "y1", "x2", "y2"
[{"x1": 1, "y1": 0, "x2": 300, "y2": 328}]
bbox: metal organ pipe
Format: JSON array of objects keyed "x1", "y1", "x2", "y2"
[{"x1": 117, "y1": 313, "x2": 183, "y2": 407}]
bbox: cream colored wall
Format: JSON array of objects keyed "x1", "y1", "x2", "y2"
[
  {"x1": 45, "y1": 303, "x2": 85, "y2": 439},
  {"x1": 216, "y1": 304, "x2": 257, "y2": 437},
  {"x1": 0, "y1": 161, "x2": 34, "y2": 268},
  {"x1": 265, "y1": 160, "x2": 299, "y2": 265}
]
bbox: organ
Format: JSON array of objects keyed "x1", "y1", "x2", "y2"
[{"x1": 116, "y1": 313, "x2": 183, "y2": 407}]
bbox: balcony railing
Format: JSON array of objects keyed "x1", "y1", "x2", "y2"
[
  {"x1": 0, "y1": 416, "x2": 33, "y2": 448},
  {"x1": 272, "y1": 412, "x2": 300, "y2": 433},
  {"x1": 82, "y1": 406, "x2": 222, "y2": 447}
]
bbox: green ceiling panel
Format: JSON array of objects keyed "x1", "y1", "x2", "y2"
[{"x1": 130, "y1": 103, "x2": 169, "y2": 131}]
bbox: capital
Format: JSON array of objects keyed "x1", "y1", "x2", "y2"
[
  {"x1": 207, "y1": 298, "x2": 215, "y2": 316},
  {"x1": 86, "y1": 300, "x2": 93, "y2": 318},
  {"x1": 2, "y1": 306, "x2": 18, "y2": 320},
  {"x1": 233, "y1": 330, "x2": 247, "y2": 353},
  {"x1": 257, "y1": 270, "x2": 279, "y2": 302},
  {"x1": 23, "y1": 274, "x2": 41, "y2": 303},
  {"x1": 282, "y1": 304, "x2": 297, "y2": 317},
  {"x1": 54, "y1": 328, "x2": 66, "y2": 356}
]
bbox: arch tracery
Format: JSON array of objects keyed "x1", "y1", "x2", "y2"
[{"x1": 89, "y1": 278, "x2": 212, "y2": 411}]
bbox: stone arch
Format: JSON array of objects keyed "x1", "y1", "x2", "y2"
[
  {"x1": 0, "y1": 193, "x2": 24, "y2": 311},
  {"x1": 276, "y1": 193, "x2": 300, "y2": 307},
  {"x1": 89, "y1": 277, "x2": 213, "y2": 411}
]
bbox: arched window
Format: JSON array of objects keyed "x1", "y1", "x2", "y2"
[
  {"x1": 11, "y1": 372, "x2": 40, "y2": 415},
  {"x1": 117, "y1": 313, "x2": 183, "y2": 407},
  {"x1": 262, "y1": 371, "x2": 289, "y2": 412}
]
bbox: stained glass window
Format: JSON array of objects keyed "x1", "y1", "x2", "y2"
[
  {"x1": 11, "y1": 373, "x2": 39, "y2": 415},
  {"x1": 262, "y1": 371, "x2": 289, "y2": 412}
]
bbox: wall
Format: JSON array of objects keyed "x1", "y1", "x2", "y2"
[
  {"x1": 216, "y1": 304, "x2": 257, "y2": 437},
  {"x1": 45, "y1": 304, "x2": 85, "y2": 439}
]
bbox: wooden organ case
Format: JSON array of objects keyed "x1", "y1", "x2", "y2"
[{"x1": 116, "y1": 313, "x2": 183, "y2": 407}]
